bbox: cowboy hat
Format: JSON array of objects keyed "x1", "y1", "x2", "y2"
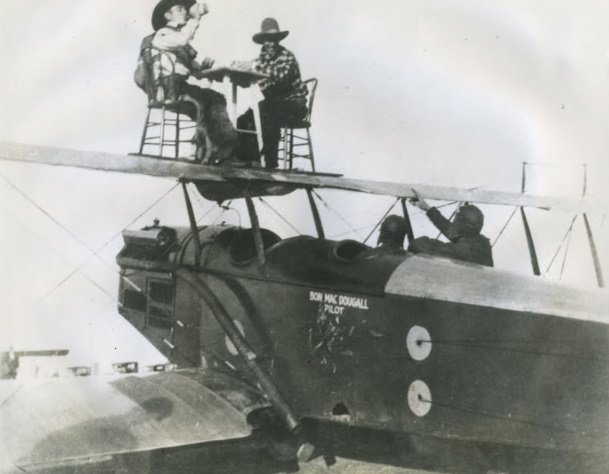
[
  {"x1": 252, "y1": 18, "x2": 289, "y2": 44},
  {"x1": 151, "y1": 0, "x2": 196, "y2": 31}
]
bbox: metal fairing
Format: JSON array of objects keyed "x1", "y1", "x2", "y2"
[
  {"x1": 115, "y1": 225, "x2": 609, "y2": 459},
  {"x1": 0, "y1": 370, "x2": 269, "y2": 472}
]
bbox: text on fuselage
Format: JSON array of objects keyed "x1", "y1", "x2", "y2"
[{"x1": 309, "y1": 291, "x2": 369, "y2": 315}]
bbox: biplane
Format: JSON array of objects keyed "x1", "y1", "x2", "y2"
[{"x1": 0, "y1": 141, "x2": 608, "y2": 474}]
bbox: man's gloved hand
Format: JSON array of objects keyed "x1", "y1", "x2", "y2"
[{"x1": 410, "y1": 188, "x2": 431, "y2": 211}]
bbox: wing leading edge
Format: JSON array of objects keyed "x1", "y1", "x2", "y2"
[{"x1": 0, "y1": 141, "x2": 604, "y2": 213}]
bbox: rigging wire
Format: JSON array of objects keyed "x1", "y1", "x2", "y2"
[
  {"x1": 197, "y1": 203, "x2": 219, "y2": 224},
  {"x1": 122, "y1": 190, "x2": 227, "y2": 278},
  {"x1": 545, "y1": 215, "x2": 578, "y2": 275},
  {"x1": 0, "y1": 173, "x2": 180, "y2": 308},
  {"x1": 363, "y1": 198, "x2": 399, "y2": 244},
  {"x1": 559, "y1": 221, "x2": 575, "y2": 281},
  {"x1": 312, "y1": 189, "x2": 363, "y2": 240},
  {"x1": 2, "y1": 172, "x2": 179, "y2": 261},
  {"x1": 0, "y1": 175, "x2": 200, "y2": 368},
  {"x1": 1, "y1": 172, "x2": 99, "y2": 254},
  {"x1": 491, "y1": 206, "x2": 518, "y2": 247},
  {"x1": 0, "y1": 205, "x2": 114, "y2": 301},
  {"x1": 188, "y1": 183, "x2": 220, "y2": 224},
  {"x1": 258, "y1": 196, "x2": 301, "y2": 235},
  {"x1": 0, "y1": 383, "x2": 24, "y2": 411},
  {"x1": 482, "y1": 207, "x2": 532, "y2": 264},
  {"x1": 327, "y1": 200, "x2": 462, "y2": 239},
  {"x1": 31, "y1": 182, "x2": 181, "y2": 308}
]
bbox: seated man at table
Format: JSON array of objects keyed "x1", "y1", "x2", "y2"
[
  {"x1": 237, "y1": 18, "x2": 308, "y2": 168},
  {"x1": 150, "y1": 0, "x2": 238, "y2": 163}
]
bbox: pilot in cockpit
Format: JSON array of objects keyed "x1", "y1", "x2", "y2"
[
  {"x1": 377, "y1": 215, "x2": 408, "y2": 252},
  {"x1": 408, "y1": 189, "x2": 494, "y2": 267},
  {"x1": 355, "y1": 215, "x2": 408, "y2": 260}
]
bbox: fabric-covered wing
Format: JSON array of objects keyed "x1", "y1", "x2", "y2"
[
  {"x1": 0, "y1": 369, "x2": 269, "y2": 472},
  {"x1": 0, "y1": 141, "x2": 604, "y2": 213}
]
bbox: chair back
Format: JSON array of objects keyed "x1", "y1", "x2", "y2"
[
  {"x1": 303, "y1": 78, "x2": 318, "y2": 124},
  {"x1": 140, "y1": 46, "x2": 181, "y2": 104}
]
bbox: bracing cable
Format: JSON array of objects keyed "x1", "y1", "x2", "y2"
[
  {"x1": 311, "y1": 189, "x2": 364, "y2": 240},
  {"x1": 328, "y1": 200, "x2": 463, "y2": 239},
  {"x1": 491, "y1": 206, "x2": 518, "y2": 247},
  {"x1": 559, "y1": 220, "x2": 575, "y2": 281},
  {"x1": 363, "y1": 198, "x2": 399, "y2": 244},
  {"x1": 0, "y1": 205, "x2": 114, "y2": 301},
  {"x1": 0, "y1": 173, "x2": 180, "y2": 308},
  {"x1": 545, "y1": 215, "x2": 578, "y2": 275},
  {"x1": 258, "y1": 196, "x2": 301, "y2": 235}
]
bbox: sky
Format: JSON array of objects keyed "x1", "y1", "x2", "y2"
[{"x1": 0, "y1": 0, "x2": 608, "y2": 368}]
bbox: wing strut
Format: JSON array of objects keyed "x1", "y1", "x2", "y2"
[
  {"x1": 182, "y1": 182, "x2": 202, "y2": 268},
  {"x1": 306, "y1": 188, "x2": 325, "y2": 239},
  {"x1": 176, "y1": 269, "x2": 315, "y2": 461},
  {"x1": 520, "y1": 208, "x2": 541, "y2": 276},
  {"x1": 244, "y1": 190, "x2": 266, "y2": 267},
  {"x1": 400, "y1": 198, "x2": 415, "y2": 243},
  {"x1": 583, "y1": 213, "x2": 605, "y2": 288},
  {"x1": 520, "y1": 163, "x2": 541, "y2": 276},
  {"x1": 580, "y1": 165, "x2": 605, "y2": 288}
]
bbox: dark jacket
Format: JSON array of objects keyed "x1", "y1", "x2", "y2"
[{"x1": 408, "y1": 208, "x2": 494, "y2": 267}]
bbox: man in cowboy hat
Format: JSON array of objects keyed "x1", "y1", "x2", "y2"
[
  {"x1": 149, "y1": 0, "x2": 238, "y2": 163},
  {"x1": 238, "y1": 18, "x2": 308, "y2": 168},
  {"x1": 408, "y1": 189, "x2": 494, "y2": 266}
]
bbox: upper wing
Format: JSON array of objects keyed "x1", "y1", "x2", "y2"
[{"x1": 0, "y1": 141, "x2": 604, "y2": 213}]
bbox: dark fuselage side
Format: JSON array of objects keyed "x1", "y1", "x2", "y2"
[{"x1": 116, "y1": 225, "x2": 609, "y2": 455}]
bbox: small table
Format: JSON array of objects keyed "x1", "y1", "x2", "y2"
[{"x1": 198, "y1": 67, "x2": 268, "y2": 160}]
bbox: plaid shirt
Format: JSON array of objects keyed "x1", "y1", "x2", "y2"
[{"x1": 254, "y1": 43, "x2": 308, "y2": 101}]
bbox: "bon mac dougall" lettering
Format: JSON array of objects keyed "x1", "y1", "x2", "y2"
[{"x1": 309, "y1": 291, "x2": 369, "y2": 312}]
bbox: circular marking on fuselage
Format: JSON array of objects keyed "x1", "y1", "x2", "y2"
[
  {"x1": 408, "y1": 380, "x2": 432, "y2": 417},
  {"x1": 225, "y1": 320, "x2": 245, "y2": 356},
  {"x1": 406, "y1": 325, "x2": 432, "y2": 361}
]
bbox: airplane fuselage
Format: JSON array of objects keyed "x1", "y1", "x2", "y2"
[{"x1": 116, "y1": 223, "x2": 609, "y2": 461}]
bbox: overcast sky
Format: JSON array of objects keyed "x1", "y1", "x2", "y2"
[{"x1": 1, "y1": 0, "x2": 608, "y2": 367}]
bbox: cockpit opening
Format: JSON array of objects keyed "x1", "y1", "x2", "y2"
[
  {"x1": 332, "y1": 239, "x2": 371, "y2": 262},
  {"x1": 229, "y1": 228, "x2": 282, "y2": 266}
]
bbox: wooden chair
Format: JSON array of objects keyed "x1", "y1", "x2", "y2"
[
  {"x1": 278, "y1": 78, "x2": 318, "y2": 172},
  {"x1": 136, "y1": 47, "x2": 207, "y2": 161}
]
